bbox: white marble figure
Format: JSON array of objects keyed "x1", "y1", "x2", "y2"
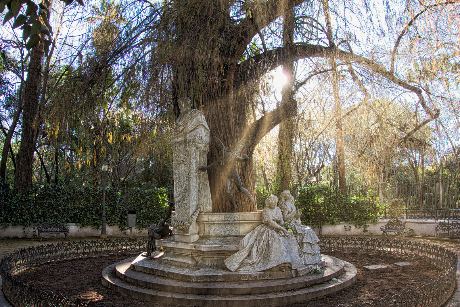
[
  {"x1": 171, "y1": 98, "x2": 212, "y2": 242},
  {"x1": 224, "y1": 195, "x2": 303, "y2": 272},
  {"x1": 278, "y1": 190, "x2": 321, "y2": 265}
]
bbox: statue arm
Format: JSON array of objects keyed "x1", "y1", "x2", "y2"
[
  {"x1": 285, "y1": 209, "x2": 296, "y2": 221},
  {"x1": 280, "y1": 202, "x2": 295, "y2": 222},
  {"x1": 262, "y1": 209, "x2": 288, "y2": 234}
]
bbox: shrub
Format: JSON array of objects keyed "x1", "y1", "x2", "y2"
[
  {"x1": 0, "y1": 184, "x2": 168, "y2": 228},
  {"x1": 296, "y1": 184, "x2": 383, "y2": 227}
]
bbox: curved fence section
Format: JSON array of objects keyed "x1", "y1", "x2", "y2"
[
  {"x1": 0, "y1": 237, "x2": 457, "y2": 307},
  {"x1": 321, "y1": 236, "x2": 458, "y2": 307},
  {"x1": 0, "y1": 238, "x2": 146, "y2": 306}
]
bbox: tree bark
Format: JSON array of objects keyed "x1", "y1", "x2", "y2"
[
  {"x1": 276, "y1": 0, "x2": 296, "y2": 192},
  {"x1": 0, "y1": 104, "x2": 22, "y2": 185},
  {"x1": 14, "y1": 40, "x2": 45, "y2": 192},
  {"x1": 322, "y1": 0, "x2": 346, "y2": 194}
]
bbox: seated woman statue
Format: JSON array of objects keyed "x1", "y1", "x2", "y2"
[
  {"x1": 279, "y1": 190, "x2": 321, "y2": 266},
  {"x1": 225, "y1": 195, "x2": 303, "y2": 272}
]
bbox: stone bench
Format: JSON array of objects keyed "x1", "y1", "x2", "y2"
[
  {"x1": 380, "y1": 218, "x2": 406, "y2": 235},
  {"x1": 435, "y1": 220, "x2": 460, "y2": 238},
  {"x1": 35, "y1": 224, "x2": 69, "y2": 239}
]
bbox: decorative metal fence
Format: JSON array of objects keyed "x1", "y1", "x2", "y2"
[
  {"x1": 321, "y1": 236, "x2": 458, "y2": 307},
  {"x1": 382, "y1": 208, "x2": 460, "y2": 220},
  {"x1": 0, "y1": 237, "x2": 457, "y2": 307},
  {"x1": 0, "y1": 238, "x2": 146, "y2": 307},
  {"x1": 403, "y1": 208, "x2": 460, "y2": 220}
]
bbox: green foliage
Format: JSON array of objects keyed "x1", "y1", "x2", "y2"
[
  {"x1": 297, "y1": 184, "x2": 342, "y2": 227},
  {"x1": 0, "y1": 184, "x2": 168, "y2": 228},
  {"x1": 255, "y1": 181, "x2": 280, "y2": 209},
  {"x1": 1, "y1": 0, "x2": 82, "y2": 49},
  {"x1": 296, "y1": 184, "x2": 383, "y2": 227},
  {"x1": 341, "y1": 194, "x2": 383, "y2": 227}
]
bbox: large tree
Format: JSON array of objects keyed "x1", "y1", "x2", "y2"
[
  {"x1": 165, "y1": 0, "x2": 440, "y2": 212},
  {"x1": 13, "y1": 0, "x2": 50, "y2": 192},
  {"x1": 3, "y1": 0, "x2": 449, "y2": 211}
]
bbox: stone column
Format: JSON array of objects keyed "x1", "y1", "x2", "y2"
[{"x1": 172, "y1": 108, "x2": 212, "y2": 243}]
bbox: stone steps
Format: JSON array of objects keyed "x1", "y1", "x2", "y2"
[
  {"x1": 102, "y1": 256, "x2": 357, "y2": 307},
  {"x1": 114, "y1": 258, "x2": 345, "y2": 295},
  {"x1": 130, "y1": 254, "x2": 343, "y2": 282}
]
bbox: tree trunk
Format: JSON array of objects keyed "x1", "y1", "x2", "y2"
[
  {"x1": 170, "y1": 1, "x2": 256, "y2": 212},
  {"x1": 276, "y1": 0, "x2": 296, "y2": 192},
  {"x1": 322, "y1": 0, "x2": 346, "y2": 194},
  {"x1": 36, "y1": 148, "x2": 51, "y2": 184},
  {"x1": 0, "y1": 105, "x2": 21, "y2": 185},
  {"x1": 169, "y1": 1, "x2": 306, "y2": 212},
  {"x1": 419, "y1": 149, "x2": 425, "y2": 207},
  {"x1": 378, "y1": 169, "x2": 385, "y2": 204},
  {"x1": 54, "y1": 145, "x2": 59, "y2": 184},
  {"x1": 205, "y1": 95, "x2": 256, "y2": 212},
  {"x1": 14, "y1": 0, "x2": 53, "y2": 192},
  {"x1": 14, "y1": 40, "x2": 45, "y2": 192}
]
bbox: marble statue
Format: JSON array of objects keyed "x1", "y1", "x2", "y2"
[
  {"x1": 171, "y1": 98, "x2": 212, "y2": 242},
  {"x1": 224, "y1": 195, "x2": 303, "y2": 272},
  {"x1": 279, "y1": 190, "x2": 321, "y2": 265}
]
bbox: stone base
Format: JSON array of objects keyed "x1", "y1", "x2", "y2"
[
  {"x1": 198, "y1": 211, "x2": 262, "y2": 237},
  {"x1": 158, "y1": 236, "x2": 240, "y2": 268},
  {"x1": 102, "y1": 254, "x2": 357, "y2": 306},
  {"x1": 158, "y1": 211, "x2": 263, "y2": 268},
  {"x1": 172, "y1": 233, "x2": 199, "y2": 243},
  {"x1": 102, "y1": 211, "x2": 357, "y2": 306}
]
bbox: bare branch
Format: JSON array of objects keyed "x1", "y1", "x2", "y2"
[
  {"x1": 237, "y1": 43, "x2": 439, "y2": 120},
  {"x1": 390, "y1": 1, "x2": 459, "y2": 73},
  {"x1": 232, "y1": 0, "x2": 305, "y2": 58},
  {"x1": 244, "y1": 97, "x2": 297, "y2": 155}
]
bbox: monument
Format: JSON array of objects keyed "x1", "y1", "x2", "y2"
[
  {"x1": 171, "y1": 99, "x2": 212, "y2": 243},
  {"x1": 102, "y1": 102, "x2": 357, "y2": 306}
]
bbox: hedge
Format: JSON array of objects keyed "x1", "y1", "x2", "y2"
[
  {"x1": 0, "y1": 185, "x2": 169, "y2": 228},
  {"x1": 297, "y1": 184, "x2": 384, "y2": 227}
]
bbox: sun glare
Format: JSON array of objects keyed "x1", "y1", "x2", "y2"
[{"x1": 272, "y1": 66, "x2": 289, "y2": 94}]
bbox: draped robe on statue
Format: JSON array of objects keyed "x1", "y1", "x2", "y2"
[{"x1": 225, "y1": 206, "x2": 303, "y2": 272}]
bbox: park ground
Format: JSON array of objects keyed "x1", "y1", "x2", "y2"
[{"x1": 0, "y1": 236, "x2": 459, "y2": 307}]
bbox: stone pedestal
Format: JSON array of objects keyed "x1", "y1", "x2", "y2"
[
  {"x1": 171, "y1": 108, "x2": 212, "y2": 243},
  {"x1": 160, "y1": 211, "x2": 262, "y2": 268},
  {"x1": 103, "y1": 210, "x2": 358, "y2": 306},
  {"x1": 102, "y1": 254, "x2": 357, "y2": 306},
  {"x1": 198, "y1": 211, "x2": 262, "y2": 237}
]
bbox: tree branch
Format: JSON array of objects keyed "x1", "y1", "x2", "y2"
[
  {"x1": 236, "y1": 43, "x2": 439, "y2": 120},
  {"x1": 235, "y1": 43, "x2": 331, "y2": 88},
  {"x1": 232, "y1": 0, "x2": 305, "y2": 58},
  {"x1": 390, "y1": 1, "x2": 458, "y2": 73},
  {"x1": 244, "y1": 97, "x2": 297, "y2": 155}
]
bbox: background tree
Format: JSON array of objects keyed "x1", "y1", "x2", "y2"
[{"x1": 1, "y1": 0, "x2": 458, "y2": 216}]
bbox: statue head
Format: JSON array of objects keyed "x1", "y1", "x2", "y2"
[
  {"x1": 280, "y1": 190, "x2": 293, "y2": 202},
  {"x1": 265, "y1": 194, "x2": 278, "y2": 209},
  {"x1": 178, "y1": 97, "x2": 192, "y2": 114}
]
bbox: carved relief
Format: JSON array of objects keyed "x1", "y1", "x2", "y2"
[{"x1": 172, "y1": 103, "x2": 212, "y2": 240}]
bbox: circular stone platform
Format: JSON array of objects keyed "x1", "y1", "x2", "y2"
[{"x1": 102, "y1": 254, "x2": 357, "y2": 307}]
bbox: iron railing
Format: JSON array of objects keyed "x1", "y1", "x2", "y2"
[{"x1": 0, "y1": 237, "x2": 457, "y2": 307}]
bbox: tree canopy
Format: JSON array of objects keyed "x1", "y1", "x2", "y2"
[{"x1": 1, "y1": 0, "x2": 459, "y2": 214}]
